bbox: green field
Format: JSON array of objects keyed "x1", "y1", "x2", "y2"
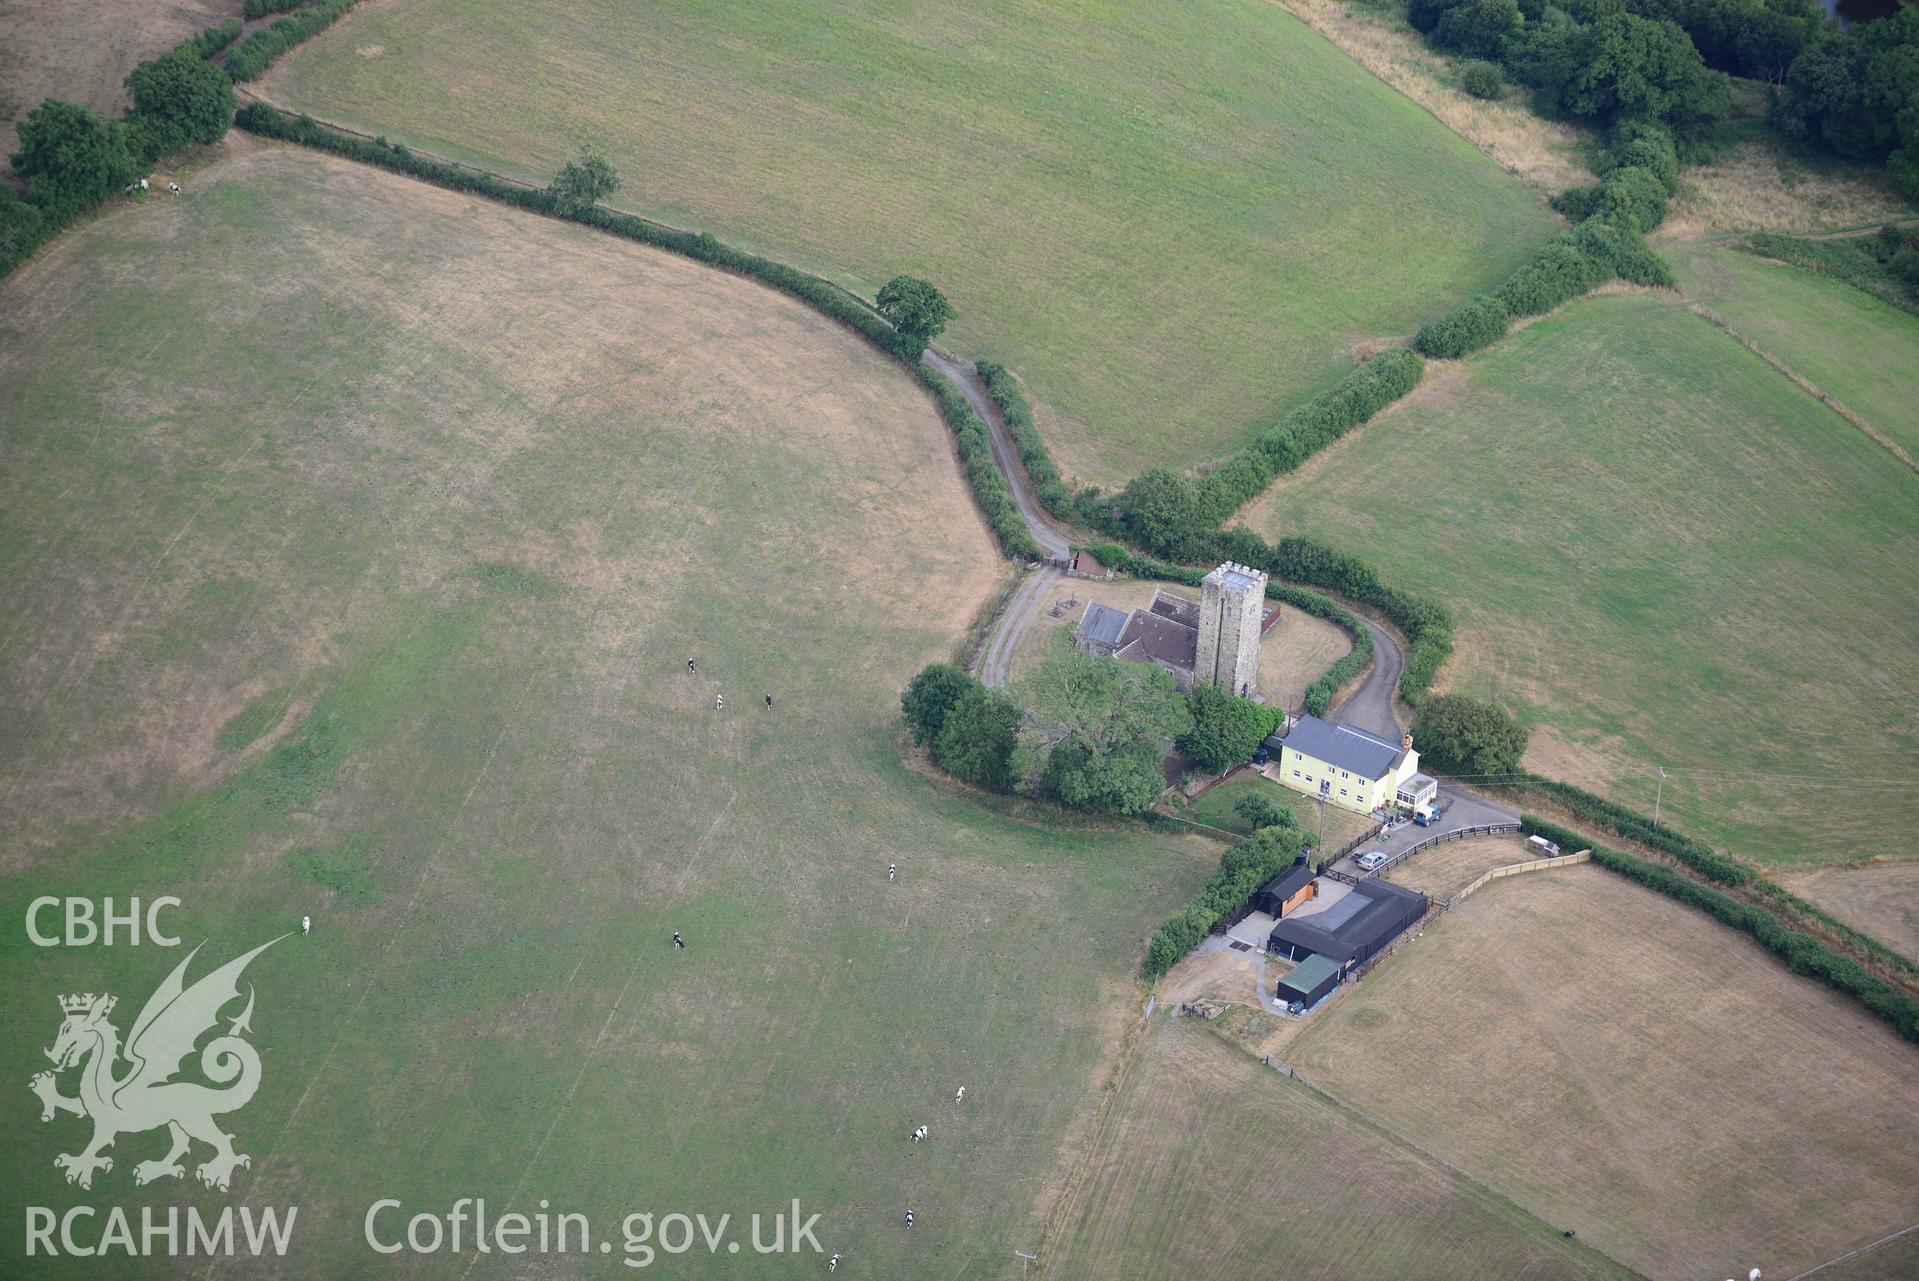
[
  {"x1": 1047, "y1": 1020, "x2": 1632, "y2": 1280},
  {"x1": 261, "y1": 0, "x2": 1560, "y2": 486},
  {"x1": 0, "y1": 141, "x2": 1218, "y2": 1275},
  {"x1": 1667, "y1": 236, "x2": 1919, "y2": 461},
  {"x1": 1244, "y1": 293, "x2": 1919, "y2": 868}
]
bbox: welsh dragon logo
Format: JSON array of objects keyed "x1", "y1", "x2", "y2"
[{"x1": 31, "y1": 937, "x2": 282, "y2": 1191}]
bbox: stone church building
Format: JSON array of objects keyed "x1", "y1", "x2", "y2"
[{"x1": 1074, "y1": 562, "x2": 1274, "y2": 699}]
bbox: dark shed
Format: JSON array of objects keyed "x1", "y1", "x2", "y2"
[
  {"x1": 1266, "y1": 879, "x2": 1427, "y2": 965},
  {"x1": 1277, "y1": 953, "x2": 1343, "y2": 1007},
  {"x1": 1254, "y1": 864, "x2": 1317, "y2": 918}
]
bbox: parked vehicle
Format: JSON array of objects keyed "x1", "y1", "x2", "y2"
[
  {"x1": 1355, "y1": 850, "x2": 1389, "y2": 871},
  {"x1": 1526, "y1": 834, "x2": 1562, "y2": 858},
  {"x1": 1413, "y1": 802, "x2": 1440, "y2": 826}
]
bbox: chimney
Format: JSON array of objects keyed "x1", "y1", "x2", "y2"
[{"x1": 1401, "y1": 733, "x2": 1414, "y2": 752}]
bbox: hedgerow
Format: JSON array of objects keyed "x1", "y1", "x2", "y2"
[
  {"x1": 1521, "y1": 817, "x2": 1919, "y2": 1043},
  {"x1": 181, "y1": 18, "x2": 243, "y2": 60},
  {"x1": 1509, "y1": 775, "x2": 1919, "y2": 982},
  {"x1": 1144, "y1": 826, "x2": 1304, "y2": 978},
  {"x1": 243, "y1": 0, "x2": 306, "y2": 19},
  {"x1": 1552, "y1": 165, "x2": 1668, "y2": 234},
  {"x1": 227, "y1": 0, "x2": 364, "y2": 80},
  {"x1": 1192, "y1": 348, "x2": 1425, "y2": 527},
  {"x1": 1413, "y1": 293, "x2": 1511, "y2": 358},
  {"x1": 975, "y1": 359, "x2": 1071, "y2": 515},
  {"x1": 915, "y1": 367, "x2": 1041, "y2": 558}
]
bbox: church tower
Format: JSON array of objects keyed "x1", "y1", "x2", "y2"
[{"x1": 1196, "y1": 562, "x2": 1268, "y2": 699}]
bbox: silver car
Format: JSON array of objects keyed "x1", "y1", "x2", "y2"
[{"x1": 1355, "y1": 850, "x2": 1389, "y2": 871}]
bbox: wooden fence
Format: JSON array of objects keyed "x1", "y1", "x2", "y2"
[
  {"x1": 1357, "y1": 821, "x2": 1520, "y2": 880},
  {"x1": 1448, "y1": 849, "x2": 1591, "y2": 906}
]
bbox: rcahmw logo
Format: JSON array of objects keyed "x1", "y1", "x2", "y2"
[{"x1": 23, "y1": 932, "x2": 300, "y2": 1259}]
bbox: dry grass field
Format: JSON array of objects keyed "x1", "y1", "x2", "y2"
[
  {"x1": 1806, "y1": 1229, "x2": 1919, "y2": 1281},
  {"x1": 1665, "y1": 138, "x2": 1916, "y2": 239},
  {"x1": 1382, "y1": 832, "x2": 1532, "y2": 900},
  {"x1": 1782, "y1": 863, "x2": 1919, "y2": 962},
  {"x1": 1045, "y1": 1020, "x2": 1634, "y2": 1280},
  {"x1": 1275, "y1": 0, "x2": 1592, "y2": 197},
  {"x1": 0, "y1": 137, "x2": 1220, "y2": 1275},
  {"x1": 1004, "y1": 576, "x2": 1351, "y2": 713},
  {"x1": 1288, "y1": 866, "x2": 1919, "y2": 1280},
  {"x1": 0, "y1": 0, "x2": 230, "y2": 173}
]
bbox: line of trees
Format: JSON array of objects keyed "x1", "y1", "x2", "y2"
[{"x1": 4, "y1": 25, "x2": 238, "y2": 274}]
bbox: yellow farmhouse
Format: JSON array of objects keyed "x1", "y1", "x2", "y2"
[{"x1": 1275, "y1": 716, "x2": 1426, "y2": 816}]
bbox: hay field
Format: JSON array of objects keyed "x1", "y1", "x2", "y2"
[
  {"x1": 1666, "y1": 236, "x2": 1919, "y2": 461},
  {"x1": 1045, "y1": 1020, "x2": 1633, "y2": 1280},
  {"x1": 1783, "y1": 863, "x2": 1919, "y2": 962},
  {"x1": 0, "y1": 0, "x2": 230, "y2": 172},
  {"x1": 0, "y1": 137, "x2": 1218, "y2": 1275},
  {"x1": 1382, "y1": 832, "x2": 1532, "y2": 900},
  {"x1": 1242, "y1": 292, "x2": 1919, "y2": 868},
  {"x1": 260, "y1": 0, "x2": 1560, "y2": 486},
  {"x1": 1288, "y1": 866, "x2": 1919, "y2": 1280}
]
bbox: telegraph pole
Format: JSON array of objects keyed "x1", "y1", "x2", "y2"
[{"x1": 1654, "y1": 766, "x2": 1667, "y2": 827}]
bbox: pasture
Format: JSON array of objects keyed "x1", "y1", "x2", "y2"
[
  {"x1": 1287, "y1": 866, "x2": 1919, "y2": 1280},
  {"x1": 1783, "y1": 863, "x2": 1919, "y2": 962},
  {"x1": 260, "y1": 0, "x2": 1560, "y2": 485},
  {"x1": 1242, "y1": 292, "x2": 1919, "y2": 868},
  {"x1": 1666, "y1": 236, "x2": 1919, "y2": 461},
  {"x1": 1045, "y1": 1019, "x2": 1633, "y2": 1280},
  {"x1": 0, "y1": 138, "x2": 1218, "y2": 1275}
]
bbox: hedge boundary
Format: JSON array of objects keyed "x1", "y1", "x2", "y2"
[
  {"x1": 1521, "y1": 816, "x2": 1919, "y2": 1043},
  {"x1": 1143, "y1": 828, "x2": 1304, "y2": 979},
  {"x1": 1508, "y1": 773, "x2": 1919, "y2": 982},
  {"x1": 227, "y1": 0, "x2": 364, "y2": 81}
]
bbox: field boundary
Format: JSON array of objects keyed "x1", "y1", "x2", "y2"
[
  {"x1": 1451, "y1": 849, "x2": 1591, "y2": 904},
  {"x1": 1688, "y1": 301, "x2": 1917, "y2": 472}
]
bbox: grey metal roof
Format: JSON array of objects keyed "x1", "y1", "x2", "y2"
[
  {"x1": 1281, "y1": 715, "x2": 1405, "y2": 781},
  {"x1": 1278, "y1": 953, "x2": 1343, "y2": 994},
  {"x1": 1077, "y1": 601, "x2": 1129, "y2": 647}
]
